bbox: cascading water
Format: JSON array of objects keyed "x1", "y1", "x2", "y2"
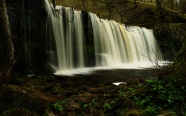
[{"x1": 44, "y1": 0, "x2": 163, "y2": 75}]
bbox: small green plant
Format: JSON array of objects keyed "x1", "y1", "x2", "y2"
[
  {"x1": 78, "y1": 101, "x2": 90, "y2": 109},
  {"x1": 135, "y1": 95, "x2": 152, "y2": 107},
  {"x1": 78, "y1": 98, "x2": 100, "y2": 110},
  {"x1": 145, "y1": 105, "x2": 162, "y2": 115},
  {"x1": 53, "y1": 99, "x2": 68, "y2": 112},
  {"x1": 90, "y1": 98, "x2": 100, "y2": 108},
  {"x1": 82, "y1": 103, "x2": 89, "y2": 109},
  {"x1": 119, "y1": 90, "x2": 127, "y2": 97},
  {"x1": 103, "y1": 103, "x2": 112, "y2": 111},
  {"x1": 145, "y1": 106, "x2": 157, "y2": 114},
  {"x1": 128, "y1": 87, "x2": 136, "y2": 94},
  {"x1": 53, "y1": 101, "x2": 64, "y2": 112},
  {"x1": 145, "y1": 106, "x2": 156, "y2": 114}
]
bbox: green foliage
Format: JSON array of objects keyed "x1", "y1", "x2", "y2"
[
  {"x1": 145, "y1": 106, "x2": 156, "y2": 114},
  {"x1": 52, "y1": 99, "x2": 68, "y2": 112},
  {"x1": 123, "y1": 87, "x2": 137, "y2": 97},
  {"x1": 134, "y1": 95, "x2": 152, "y2": 107},
  {"x1": 82, "y1": 103, "x2": 89, "y2": 109},
  {"x1": 118, "y1": 90, "x2": 127, "y2": 97},
  {"x1": 90, "y1": 98, "x2": 100, "y2": 108},
  {"x1": 103, "y1": 103, "x2": 112, "y2": 111},
  {"x1": 128, "y1": 87, "x2": 136, "y2": 94},
  {"x1": 145, "y1": 105, "x2": 162, "y2": 115},
  {"x1": 53, "y1": 102, "x2": 64, "y2": 112},
  {"x1": 78, "y1": 101, "x2": 90, "y2": 109},
  {"x1": 78, "y1": 98, "x2": 100, "y2": 110},
  {"x1": 133, "y1": 79, "x2": 185, "y2": 115}
]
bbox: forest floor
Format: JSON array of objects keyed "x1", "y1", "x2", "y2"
[{"x1": 0, "y1": 68, "x2": 186, "y2": 116}]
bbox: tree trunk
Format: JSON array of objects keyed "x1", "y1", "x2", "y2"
[
  {"x1": 0, "y1": 0, "x2": 14, "y2": 82},
  {"x1": 156, "y1": 0, "x2": 162, "y2": 8},
  {"x1": 134, "y1": 0, "x2": 137, "y2": 8},
  {"x1": 82, "y1": 0, "x2": 87, "y2": 11},
  {"x1": 170, "y1": 0, "x2": 174, "y2": 10}
]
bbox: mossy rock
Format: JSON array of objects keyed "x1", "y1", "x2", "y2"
[
  {"x1": 126, "y1": 78, "x2": 140, "y2": 86},
  {"x1": 114, "y1": 97, "x2": 135, "y2": 109},
  {"x1": 121, "y1": 109, "x2": 145, "y2": 116}
]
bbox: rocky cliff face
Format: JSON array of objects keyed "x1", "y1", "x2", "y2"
[{"x1": 5, "y1": 0, "x2": 49, "y2": 74}]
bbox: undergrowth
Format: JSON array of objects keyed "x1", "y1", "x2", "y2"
[{"x1": 130, "y1": 79, "x2": 186, "y2": 115}]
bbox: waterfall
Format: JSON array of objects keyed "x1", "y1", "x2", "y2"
[{"x1": 44, "y1": 0, "x2": 163, "y2": 75}]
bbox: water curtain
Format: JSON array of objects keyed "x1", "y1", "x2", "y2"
[{"x1": 44, "y1": 0, "x2": 163, "y2": 75}]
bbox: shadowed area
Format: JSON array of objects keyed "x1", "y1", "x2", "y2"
[{"x1": 56, "y1": 68, "x2": 157, "y2": 87}]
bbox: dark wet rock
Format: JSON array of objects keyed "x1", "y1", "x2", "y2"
[
  {"x1": 64, "y1": 99, "x2": 81, "y2": 111},
  {"x1": 74, "y1": 92, "x2": 95, "y2": 102},
  {"x1": 118, "y1": 83, "x2": 128, "y2": 89},
  {"x1": 126, "y1": 78, "x2": 140, "y2": 86},
  {"x1": 114, "y1": 97, "x2": 135, "y2": 109},
  {"x1": 104, "y1": 82, "x2": 113, "y2": 86},
  {"x1": 124, "y1": 109, "x2": 145, "y2": 116}
]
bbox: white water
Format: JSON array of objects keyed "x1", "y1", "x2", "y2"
[{"x1": 44, "y1": 0, "x2": 163, "y2": 76}]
